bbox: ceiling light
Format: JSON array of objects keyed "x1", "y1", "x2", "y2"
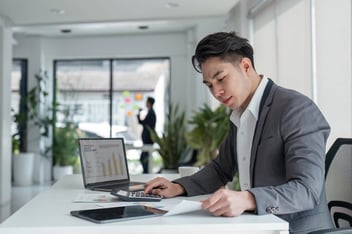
[
  {"x1": 165, "y1": 2, "x2": 179, "y2": 8},
  {"x1": 138, "y1": 25, "x2": 149, "y2": 30},
  {"x1": 60, "y1": 29, "x2": 72, "y2": 34}
]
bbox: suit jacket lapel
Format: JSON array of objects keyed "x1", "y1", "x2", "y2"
[{"x1": 250, "y1": 79, "x2": 276, "y2": 186}]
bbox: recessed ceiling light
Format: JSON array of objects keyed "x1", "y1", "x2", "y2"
[
  {"x1": 60, "y1": 29, "x2": 72, "y2": 34},
  {"x1": 165, "y1": 2, "x2": 179, "y2": 8},
  {"x1": 51, "y1": 8, "x2": 65, "y2": 15},
  {"x1": 138, "y1": 25, "x2": 149, "y2": 30}
]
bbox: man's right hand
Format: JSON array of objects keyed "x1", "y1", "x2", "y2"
[{"x1": 144, "y1": 177, "x2": 185, "y2": 198}]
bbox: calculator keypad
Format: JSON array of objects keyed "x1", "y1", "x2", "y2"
[{"x1": 112, "y1": 190, "x2": 162, "y2": 201}]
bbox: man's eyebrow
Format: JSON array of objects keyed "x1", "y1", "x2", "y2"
[
  {"x1": 212, "y1": 70, "x2": 223, "y2": 79},
  {"x1": 202, "y1": 70, "x2": 224, "y2": 84}
]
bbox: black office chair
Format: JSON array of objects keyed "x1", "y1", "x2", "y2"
[
  {"x1": 328, "y1": 201, "x2": 352, "y2": 228},
  {"x1": 309, "y1": 138, "x2": 352, "y2": 234},
  {"x1": 309, "y1": 227, "x2": 352, "y2": 234},
  {"x1": 324, "y1": 138, "x2": 352, "y2": 229}
]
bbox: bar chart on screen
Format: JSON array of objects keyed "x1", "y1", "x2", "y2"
[
  {"x1": 100, "y1": 152, "x2": 125, "y2": 177},
  {"x1": 81, "y1": 141, "x2": 129, "y2": 183}
]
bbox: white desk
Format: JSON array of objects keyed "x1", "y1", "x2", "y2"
[{"x1": 0, "y1": 174, "x2": 289, "y2": 234}]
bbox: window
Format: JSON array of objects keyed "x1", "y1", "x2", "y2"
[
  {"x1": 55, "y1": 58, "x2": 169, "y2": 140},
  {"x1": 11, "y1": 59, "x2": 28, "y2": 152},
  {"x1": 112, "y1": 59, "x2": 169, "y2": 143},
  {"x1": 54, "y1": 58, "x2": 170, "y2": 173},
  {"x1": 55, "y1": 60, "x2": 111, "y2": 137}
]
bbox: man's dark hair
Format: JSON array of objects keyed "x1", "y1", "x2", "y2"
[
  {"x1": 147, "y1": 97, "x2": 155, "y2": 106},
  {"x1": 191, "y1": 31, "x2": 255, "y2": 73}
]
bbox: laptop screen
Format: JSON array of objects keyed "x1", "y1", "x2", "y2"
[{"x1": 78, "y1": 138, "x2": 130, "y2": 185}]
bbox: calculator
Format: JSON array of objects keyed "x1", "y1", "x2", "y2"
[{"x1": 111, "y1": 190, "x2": 162, "y2": 202}]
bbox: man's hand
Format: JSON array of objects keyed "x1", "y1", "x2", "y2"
[
  {"x1": 144, "y1": 177, "x2": 185, "y2": 198},
  {"x1": 201, "y1": 188, "x2": 256, "y2": 217}
]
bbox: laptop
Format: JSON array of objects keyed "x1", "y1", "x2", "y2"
[{"x1": 78, "y1": 138, "x2": 144, "y2": 192}]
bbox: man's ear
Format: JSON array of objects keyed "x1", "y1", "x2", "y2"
[{"x1": 240, "y1": 57, "x2": 252, "y2": 73}]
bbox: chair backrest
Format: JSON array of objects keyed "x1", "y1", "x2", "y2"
[{"x1": 325, "y1": 138, "x2": 352, "y2": 228}]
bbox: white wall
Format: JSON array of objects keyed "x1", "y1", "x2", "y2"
[
  {"x1": 252, "y1": 0, "x2": 312, "y2": 97},
  {"x1": 0, "y1": 17, "x2": 12, "y2": 209},
  {"x1": 315, "y1": 0, "x2": 352, "y2": 143},
  {"x1": 192, "y1": 17, "x2": 228, "y2": 110},
  {"x1": 237, "y1": 0, "x2": 352, "y2": 147},
  {"x1": 226, "y1": 0, "x2": 250, "y2": 38},
  {"x1": 252, "y1": 2, "x2": 278, "y2": 83}
]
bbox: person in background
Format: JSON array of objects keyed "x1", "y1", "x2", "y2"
[
  {"x1": 144, "y1": 32, "x2": 333, "y2": 233},
  {"x1": 137, "y1": 97, "x2": 156, "y2": 173}
]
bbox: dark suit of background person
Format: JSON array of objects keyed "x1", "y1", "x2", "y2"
[
  {"x1": 144, "y1": 32, "x2": 334, "y2": 234},
  {"x1": 137, "y1": 97, "x2": 156, "y2": 173}
]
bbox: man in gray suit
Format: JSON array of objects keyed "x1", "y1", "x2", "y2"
[{"x1": 144, "y1": 32, "x2": 333, "y2": 233}]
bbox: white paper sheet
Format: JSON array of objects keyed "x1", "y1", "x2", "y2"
[
  {"x1": 164, "y1": 199, "x2": 202, "y2": 216},
  {"x1": 73, "y1": 193, "x2": 119, "y2": 203}
]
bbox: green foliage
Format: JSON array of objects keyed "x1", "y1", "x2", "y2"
[
  {"x1": 52, "y1": 123, "x2": 80, "y2": 166},
  {"x1": 52, "y1": 102, "x2": 84, "y2": 167},
  {"x1": 148, "y1": 104, "x2": 191, "y2": 169},
  {"x1": 12, "y1": 136, "x2": 20, "y2": 155},
  {"x1": 185, "y1": 104, "x2": 229, "y2": 166},
  {"x1": 11, "y1": 70, "x2": 58, "y2": 157}
]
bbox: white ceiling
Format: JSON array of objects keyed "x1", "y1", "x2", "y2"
[{"x1": 0, "y1": 0, "x2": 238, "y2": 37}]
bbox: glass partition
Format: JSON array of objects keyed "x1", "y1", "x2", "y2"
[{"x1": 54, "y1": 58, "x2": 170, "y2": 174}]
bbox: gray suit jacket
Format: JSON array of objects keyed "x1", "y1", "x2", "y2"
[{"x1": 174, "y1": 80, "x2": 334, "y2": 233}]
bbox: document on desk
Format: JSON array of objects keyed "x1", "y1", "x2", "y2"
[
  {"x1": 73, "y1": 193, "x2": 119, "y2": 203},
  {"x1": 164, "y1": 199, "x2": 202, "y2": 216}
]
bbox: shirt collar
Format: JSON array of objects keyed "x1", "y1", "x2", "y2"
[{"x1": 230, "y1": 76, "x2": 269, "y2": 126}]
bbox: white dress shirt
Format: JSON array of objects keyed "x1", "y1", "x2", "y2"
[{"x1": 230, "y1": 76, "x2": 268, "y2": 191}]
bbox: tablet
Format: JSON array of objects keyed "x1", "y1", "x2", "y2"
[{"x1": 70, "y1": 205, "x2": 167, "y2": 223}]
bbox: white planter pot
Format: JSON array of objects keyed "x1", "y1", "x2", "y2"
[
  {"x1": 53, "y1": 165, "x2": 73, "y2": 181},
  {"x1": 161, "y1": 168, "x2": 178, "y2": 174},
  {"x1": 13, "y1": 153, "x2": 35, "y2": 186},
  {"x1": 33, "y1": 156, "x2": 52, "y2": 184}
]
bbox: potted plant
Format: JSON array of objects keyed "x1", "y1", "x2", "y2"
[
  {"x1": 12, "y1": 70, "x2": 56, "y2": 185},
  {"x1": 51, "y1": 103, "x2": 84, "y2": 180},
  {"x1": 11, "y1": 136, "x2": 35, "y2": 186},
  {"x1": 148, "y1": 104, "x2": 191, "y2": 171},
  {"x1": 185, "y1": 104, "x2": 230, "y2": 166},
  {"x1": 52, "y1": 121, "x2": 81, "y2": 180}
]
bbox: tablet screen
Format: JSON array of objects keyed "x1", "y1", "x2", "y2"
[{"x1": 71, "y1": 205, "x2": 167, "y2": 223}]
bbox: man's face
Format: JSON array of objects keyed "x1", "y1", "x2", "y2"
[
  {"x1": 146, "y1": 100, "x2": 151, "y2": 109},
  {"x1": 201, "y1": 57, "x2": 252, "y2": 110}
]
